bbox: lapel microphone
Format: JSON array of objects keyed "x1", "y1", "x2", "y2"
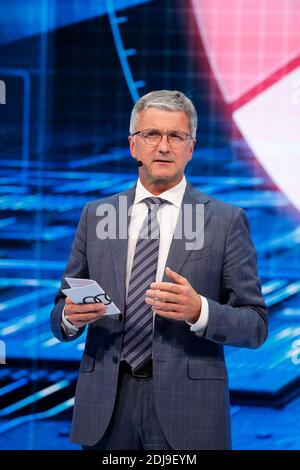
[{"x1": 137, "y1": 160, "x2": 143, "y2": 167}]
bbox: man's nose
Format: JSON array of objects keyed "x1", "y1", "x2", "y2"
[{"x1": 157, "y1": 134, "x2": 170, "y2": 153}]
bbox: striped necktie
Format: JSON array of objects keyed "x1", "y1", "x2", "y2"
[{"x1": 122, "y1": 196, "x2": 167, "y2": 373}]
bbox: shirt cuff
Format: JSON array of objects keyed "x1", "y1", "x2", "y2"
[
  {"x1": 186, "y1": 295, "x2": 209, "y2": 336},
  {"x1": 61, "y1": 306, "x2": 79, "y2": 336}
]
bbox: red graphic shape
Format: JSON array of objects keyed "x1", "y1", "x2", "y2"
[{"x1": 192, "y1": 0, "x2": 300, "y2": 103}]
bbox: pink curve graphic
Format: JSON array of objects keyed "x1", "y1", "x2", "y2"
[{"x1": 192, "y1": 0, "x2": 300, "y2": 212}]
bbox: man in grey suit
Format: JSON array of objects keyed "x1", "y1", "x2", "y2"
[{"x1": 51, "y1": 90, "x2": 268, "y2": 450}]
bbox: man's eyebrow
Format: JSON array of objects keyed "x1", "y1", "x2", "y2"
[{"x1": 145, "y1": 128, "x2": 184, "y2": 132}]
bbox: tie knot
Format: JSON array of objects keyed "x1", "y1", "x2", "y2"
[{"x1": 143, "y1": 197, "x2": 167, "y2": 211}]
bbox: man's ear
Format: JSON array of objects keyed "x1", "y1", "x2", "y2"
[
  {"x1": 188, "y1": 139, "x2": 196, "y2": 161},
  {"x1": 128, "y1": 135, "x2": 137, "y2": 159}
]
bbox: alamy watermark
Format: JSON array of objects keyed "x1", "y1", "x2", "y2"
[
  {"x1": 290, "y1": 338, "x2": 300, "y2": 365},
  {"x1": 0, "y1": 80, "x2": 6, "y2": 104},
  {"x1": 95, "y1": 198, "x2": 205, "y2": 250},
  {"x1": 0, "y1": 340, "x2": 6, "y2": 364}
]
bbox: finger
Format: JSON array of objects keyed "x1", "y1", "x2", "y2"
[
  {"x1": 84, "y1": 312, "x2": 105, "y2": 323},
  {"x1": 146, "y1": 289, "x2": 181, "y2": 303},
  {"x1": 149, "y1": 282, "x2": 182, "y2": 294},
  {"x1": 146, "y1": 297, "x2": 183, "y2": 312},
  {"x1": 65, "y1": 302, "x2": 106, "y2": 314},
  {"x1": 85, "y1": 315, "x2": 104, "y2": 325},
  {"x1": 72, "y1": 319, "x2": 89, "y2": 328},
  {"x1": 165, "y1": 267, "x2": 188, "y2": 285},
  {"x1": 72, "y1": 312, "x2": 104, "y2": 321},
  {"x1": 153, "y1": 309, "x2": 184, "y2": 320},
  {"x1": 65, "y1": 297, "x2": 75, "y2": 304},
  {"x1": 68, "y1": 311, "x2": 105, "y2": 326}
]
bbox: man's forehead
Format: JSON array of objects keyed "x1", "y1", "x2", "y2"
[{"x1": 136, "y1": 107, "x2": 189, "y2": 129}]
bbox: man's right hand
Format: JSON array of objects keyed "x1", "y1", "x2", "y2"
[{"x1": 64, "y1": 297, "x2": 106, "y2": 329}]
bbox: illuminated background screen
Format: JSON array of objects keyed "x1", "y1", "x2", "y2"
[{"x1": 0, "y1": 0, "x2": 299, "y2": 449}]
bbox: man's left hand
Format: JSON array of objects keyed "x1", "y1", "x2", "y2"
[{"x1": 145, "y1": 267, "x2": 201, "y2": 324}]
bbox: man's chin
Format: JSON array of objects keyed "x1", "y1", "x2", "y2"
[
  {"x1": 148, "y1": 172, "x2": 180, "y2": 185},
  {"x1": 150, "y1": 171, "x2": 174, "y2": 181}
]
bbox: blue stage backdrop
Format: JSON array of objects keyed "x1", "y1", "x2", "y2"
[{"x1": 0, "y1": 0, "x2": 300, "y2": 449}]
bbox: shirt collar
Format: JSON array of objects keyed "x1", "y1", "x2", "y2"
[{"x1": 134, "y1": 176, "x2": 187, "y2": 209}]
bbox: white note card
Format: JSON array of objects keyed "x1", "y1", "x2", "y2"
[{"x1": 62, "y1": 277, "x2": 120, "y2": 316}]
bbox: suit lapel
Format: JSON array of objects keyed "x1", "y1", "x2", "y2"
[
  {"x1": 162, "y1": 182, "x2": 213, "y2": 281},
  {"x1": 109, "y1": 184, "x2": 136, "y2": 314}
]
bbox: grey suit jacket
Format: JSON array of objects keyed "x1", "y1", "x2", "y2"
[{"x1": 51, "y1": 182, "x2": 268, "y2": 449}]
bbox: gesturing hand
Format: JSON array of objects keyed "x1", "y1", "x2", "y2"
[{"x1": 145, "y1": 267, "x2": 202, "y2": 324}]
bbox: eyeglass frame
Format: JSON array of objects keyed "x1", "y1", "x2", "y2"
[{"x1": 131, "y1": 129, "x2": 193, "y2": 147}]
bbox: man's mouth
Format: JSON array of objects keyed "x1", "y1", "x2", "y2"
[{"x1": 153, "y1": 159, "x2": 173, "y2": 164}]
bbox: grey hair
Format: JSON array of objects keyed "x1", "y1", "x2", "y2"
[{"x1": 129, "y1": 90, "x2": 197, "y2": 139}]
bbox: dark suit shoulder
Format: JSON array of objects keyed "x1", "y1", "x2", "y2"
[
  {"x1": 208, "y1": 195, "x2": 241, "y2": 218},
  {"x1": 84, "y1": 185, "x2": 136, "y2": 212},
  {"x1": 188, "y1": 183, "x2": 242, "y2": 219}
]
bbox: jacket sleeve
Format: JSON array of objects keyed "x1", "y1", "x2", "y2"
[
  {"x1": 50, "y1": 205, "x2": 89, "y2": 342},
  {"x1": 204, "y1": 208, "x2": 268, "y2": 349}
]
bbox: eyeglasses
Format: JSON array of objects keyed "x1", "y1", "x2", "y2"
[{"x1": 132, "y1": 129, "x2": 192, "y2": 147}]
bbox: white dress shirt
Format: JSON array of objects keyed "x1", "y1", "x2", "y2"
[{"x1": 62, "y1": 176, "x2": 209, "y2": 335}]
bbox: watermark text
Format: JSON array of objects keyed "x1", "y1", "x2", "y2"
[
  {"x1": 96, "y1": 198, "x2": 205, "y2": 250},
  {"x1": 0, "y1": 80, "x2": 6, "y2": 104},
  {"x1": 0, "y1": 340, "x2": 6, "y2": 364}
]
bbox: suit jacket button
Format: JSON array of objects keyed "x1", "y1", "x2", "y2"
[
  {"x1": 113, "y1": 356, "x2": 118, "y2": 364},
  {"x1": 119, "y1": 314, "x2": 123, "y2": 323}
]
